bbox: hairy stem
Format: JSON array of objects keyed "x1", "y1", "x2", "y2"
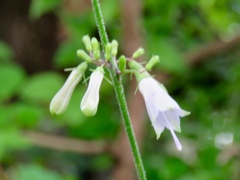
[{"x1": 91, "y1": 0, "x2": 147, "y2": 179}]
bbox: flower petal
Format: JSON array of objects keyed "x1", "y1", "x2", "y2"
[
  {"x1": 81, "y1": 68, "x2": 104, "y2": 116},
  {"x1": 160, "y1": 112, "x2": 182, "y2": 151},
  {"x1": 164, "y1": 109, "x2": 181, "y2": 132},
  {"x1": 176, "y1": 109, "x2": 191, "y2": 117},
  {"x1": 153, "y1": 117, "x2": 165, "y2": 139}
]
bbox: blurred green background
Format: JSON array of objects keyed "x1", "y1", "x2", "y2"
[{"x1": 0, "y1": 0, "x2": 240, "y2": 179}]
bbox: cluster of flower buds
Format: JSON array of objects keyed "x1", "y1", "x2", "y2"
[{"x1": 50, "y1": 35, "x2": 190, "y2": 150}]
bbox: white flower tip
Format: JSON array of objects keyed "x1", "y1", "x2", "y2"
[
  {"x1": 176, "y1": 143, "x2": 182, "y2": 151},
  {"x1": 180, "y1": 109, "x2": 191, "y2": 117},
  {"x1": 172, "y1": 132, "x2": 183, "y2": 151},
  {"x1": 81, "y1": 106, "x2": 97, "y2": 117}
]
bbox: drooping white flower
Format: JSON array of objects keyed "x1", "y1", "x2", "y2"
[
  {"x1": 128, "y1": 60, "x2": 189, "y2": 151},
  {"x1": 50, "y1": 62, "x2": 87, "y2": 115},
  {"x1": 81, "y1": 66, "x2": 104, "y2": 117},
  {"x1": 139, "y1": 77, "x2": 190, "y2": 151}
]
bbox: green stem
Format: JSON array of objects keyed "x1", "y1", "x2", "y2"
[{"x1": 91, "y1": 0, "x2": 147, "y2": 179}]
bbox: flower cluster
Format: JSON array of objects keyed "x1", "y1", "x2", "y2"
[{"x1": 50, "y1": 35, "x2": 190, "y2": 150}]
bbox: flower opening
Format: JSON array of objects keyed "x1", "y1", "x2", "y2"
[{"x1": 139, "y1": 77, "x2": 190, "y2": 151}]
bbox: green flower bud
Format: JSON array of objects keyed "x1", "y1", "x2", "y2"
[
  {"x1": 77, "y1": 49, "x2": 92, "y2": 62},
  {"x1": 82, "y1": 35, "x2": 92, "y2": 52},
  {"x1": 91, "y1": 38, "x2": 99, "y2": 52},
  {"x1": 81, "y1": 67, "x2": 104, "y2": 117},
  {"x1": 132, "y1": 47, "x2": 145, "y2": 59},
  {"x1": 50, "y1": 62, "x2": 88, "y2": 115},
  {"x1": 111, "y1": 40, "x2": 118, "y2": 56},
  {"x1": 128, "y1": 60, "x2": 150, "y2": 82},
  {"x1": 91, "y1": 38, "x2": 100, "y2": 60},
  {"x1": 105, "y1": 43, "x2": 112, "y2": 61},
  {"x1": 93, "y1": 50, "x2": 101, "y2": 60},
  {"x1": 145, "y1": 55, "x2": 160, "y2": 70},
  {"x1": 119, "y1": 55, "x2": 126, "y2": 73}
]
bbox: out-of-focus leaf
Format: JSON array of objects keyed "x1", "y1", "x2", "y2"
[
  {"x1": 53, "y1": 41, "x2": 81, "y2": 68},
  {"x1": 0, "y1": 41, "x2": 13, "y2": 62},
  {"x1": 30, "y1": 0, "x2": 62, "y2": 19},
  {"x1": 0, "y1": 128, "x2": 28, "y2": 159},
  {"x1": 101, "y1": 0, "x2": 119, "y2": 24},
  {"x1": 68, "y1": 101, "x2": 120, "y2": 139},
  {"x1": 19, "y1": 72, "x2": 64, "y2": 104},
  {"x1": 0, "y1": 64, "x2": 25, "y2": 101},
  {"x1": 10, "y1": 103, "x2": 43, "y2": 128},
  {"x1": 146, "y1": 37, "x2": 187, "y2": 74},
  {"x1": 54, "y1": 87, "x2": 86, "y2": 126},
  {"x1": 10, "y1": 164, "x2": 64, "y2": 180}
]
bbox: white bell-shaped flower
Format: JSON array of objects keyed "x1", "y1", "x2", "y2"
[
  {"x1": 139, "y1": 77, "x2": 190, "y2": 151},
  {"x1": 50, "y1": 62, "x2": 87, "y2": 115},
  {"x1": 81, "y1": 66, "x2": 104, "y2": 117}
]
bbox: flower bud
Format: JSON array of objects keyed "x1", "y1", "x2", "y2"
[
  {"x1": 91, "y1": 38, "x2": 100, "y2": 60},
  {"x1": 77, "y1": 49, "x2": 92, "y2": 62},
  {"x1": 81, "y1": 66, "x2": 104, "y2": 117},
  {"x1": 119, "y1": 55, "x2": 126, "y2": 73},
  {"x1": 132, "y1": 47, "x2": 145, "y2": 59},
  {"x1": 50, "y1": 62, "x2": 88, "y2": 115},
  {"x1": 145, "y1": 55, "x2": 160, "y2": 70},
  {"x1": 104, "y1": 43, "x2": 112, "y2": 61},
  {"x1": 111, "y1": 40, "x2": 118, "y2": 56},
  {"x1": 82, "y1": 35, "x2": 92, "y2": 52}
]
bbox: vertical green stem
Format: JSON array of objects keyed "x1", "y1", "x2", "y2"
[{"x1": 91, "y1": 0, "x2": 147, "y2": 179}]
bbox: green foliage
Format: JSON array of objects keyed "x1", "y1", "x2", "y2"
[
  {"x1": 0, "y1": 128, "x2": 28, "y2": 160},
  {"x1": 0, "y1": 41, "x2": 13, "y2": 62},
  {"x1": 0, "y1": 64, "x2": 25, "y2": 101},
  {"x1": 19, "y1": 72, "x2": 64, "y2": 104},
  {"x1": 30, "y1": 0, "x2": 62, "y2": 19},
  {"x1": 10, "y1": 164, "x2": 66, "y2": 180},
  {"x1": 0, "y1": 0, "x2": 239, "y2": 179}
]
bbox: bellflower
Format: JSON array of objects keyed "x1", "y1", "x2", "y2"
[
  {"x1": 50, "y1": 62, "x2": 87, "y2": 115},
  {"x1": 129, "y1": 60, "x2": 190, "y2": 151},
  {"x1": 81, "y1": 66, "x2": 104, "y2": 116}
]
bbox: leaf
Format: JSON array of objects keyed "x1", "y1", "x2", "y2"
[
  {"x1": 146, "y1": 37, "x2": 188, "y2": 74},
  {"x1": 29, "y1": 0, "x2": 62, "y2": 19},
  {"x1": 53, "y1": 41, "x2": 81, "y2": 68},
  {"x1": 10, "y1": 103, "x2": 43, "y2": 128},
  {"x1": 0, "y1": 128, "x2": 28, "y2": 160},
  {"x1": 0, "y1": 64, "x2": 25, "y2": 101},
  {"x1": 0, "y1": 41, "x2": 13, "y2": 62},
  {"x1": 54, "y1": 87, "x2": 87, "y2": 126},
  {"x1": 10, "y1": 164, "x2": 64, "y2": 180},
  {"x1": 19, "y1": 72, "x2": 64, "y2": 104}
]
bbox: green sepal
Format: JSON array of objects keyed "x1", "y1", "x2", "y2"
[{"x1": 128, "y1": 60, "x2": 150, "y2": 82}]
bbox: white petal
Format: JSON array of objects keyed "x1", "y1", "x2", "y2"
[
  {"x1": 176, "y1": 109, "x2": 191, "y2": 117},
  {"x1": 161, "y1": 112, "x2": 182, "y2": 151},
  {"x1": 50, "y1": 68, "x2": 83, "y2": 115},
  {"x1": 143, "y1": 94, "x2": 159, "y2": 124},
  {"x1": 164, "y1": 109, "x2": 181, "y2": 132},
  {"x1": 153, "y1": 117, "x2": 165, "y2": 139},
  {"x1": 81, "y1": 69, "x2": 103, "y2": 116}
]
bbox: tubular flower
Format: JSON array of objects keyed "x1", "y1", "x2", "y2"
[
  {"x1": 139, "y1": 77, "x2": 190, "y2": 151},
  {"x1": 128, "y1": 60, "x2": 189, "y2": 151},
  {"x1": 50, "y1": 62, "x2": 87, "y2": 115},
  {"x1": 81, "y1": 66, "x2": 104, "y2": 117}
]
